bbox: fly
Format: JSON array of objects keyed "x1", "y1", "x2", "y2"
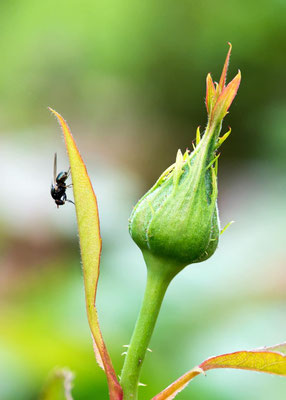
[{"x1": 51, "y1": 153, "x2": 74, "y2": 208}]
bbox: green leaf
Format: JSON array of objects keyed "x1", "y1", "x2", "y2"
[
  {"x1": 40, "y1": 369, "x2": 74, "y2": 400},
  {"x1": 49, "y1": 109, "x2": 123, "y2": 400},
  {"x1": 151, "y1": 343, "x2": 286, "y2": 400}
]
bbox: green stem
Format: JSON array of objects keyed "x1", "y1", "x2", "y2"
[{"x1": 120, "y1": 252, "x2": 185, "y2": 400}]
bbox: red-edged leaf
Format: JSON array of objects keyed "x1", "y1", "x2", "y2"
[
  {"x1": 152, "y1": 343, "x2": 286, "y2": 400},
  {"x1": 211, "y1": 70, "x2": 241, "y2": 121},
  {"x1": 217, "y1": 42, "x2": 232, "y2": 94},
  {"x1": 49, "y1": 108, "x2": 123, "y2": 400},
  {"x1": 205, "y1": 73, "x2": 216, "y2": 114}
]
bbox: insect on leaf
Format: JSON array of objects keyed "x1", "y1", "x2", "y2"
[
  {"x1": 49, "y1": 108, "x2": 123, "y2": 400},
  {"x1": 151, "y1": 343, "x2": 286, "y2": 400}
]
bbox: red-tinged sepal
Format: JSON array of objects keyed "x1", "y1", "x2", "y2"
[
  {"x1": 205, "y1": 44, "x2": 240, "y2": 128},
  {"x1": 211, "y1": 70, "x2": 241, "y2": 124},
  {"x1": 217, "y1": 42, "x2": 232, "y2": 95},
  {"x1": 205, "y1": 73, "x2": 216, "y2": 114}
]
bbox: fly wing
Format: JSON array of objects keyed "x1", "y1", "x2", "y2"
[{"x1": 53, "y1": 153, "x2": 57, "y2": 185}]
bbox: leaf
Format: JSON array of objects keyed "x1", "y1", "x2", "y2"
[
  {"x1": 49, "y1": 108, "x2": 123, "y2": 400},
  {"x1": 151, "y1": 342, "x2": 286, "y2": 400},
  {"x1": 40, "y1": 369, "x2": 74, "y2": 400}
]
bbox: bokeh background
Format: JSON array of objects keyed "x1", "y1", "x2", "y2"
[{"x1": 0, "y1": 1, "x2": 286, "y2": 399}]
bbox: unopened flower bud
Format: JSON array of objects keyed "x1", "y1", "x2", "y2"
[{"x1": 129, "y1": 44, "x2": 241, "y2": 268}]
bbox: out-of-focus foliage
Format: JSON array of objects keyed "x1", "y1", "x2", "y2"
[
  {"x1": 0, "y1": 1, "x2": 286, "y2": 400},
  {"x1": 0, "y1": 0, "x2": 286, "y2": 178},
  {"x1": 40, "y1": 369, "x2": 74, "y2": 400}
]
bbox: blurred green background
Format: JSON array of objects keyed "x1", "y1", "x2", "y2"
[{"x1": 0, "y1": 0, "x2": 286, "y2": 399}]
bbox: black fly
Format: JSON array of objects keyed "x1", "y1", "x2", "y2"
[{"x1": 51, "y1": 153, "x2": 74, "y2": 208}]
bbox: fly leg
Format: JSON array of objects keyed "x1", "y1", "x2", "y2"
[{"x1": 66, "y1": 199, "x2": 75, "y2": 205}]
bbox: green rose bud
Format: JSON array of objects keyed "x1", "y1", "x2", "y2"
[
  {"x1": 121, "y1": 47, "x2": 241, "y2": 399},
  {"x1": 129, "y1": 43, "x2": 241, "y2": 268}
]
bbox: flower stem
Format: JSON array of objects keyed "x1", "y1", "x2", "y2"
[{"x1": 120, "y1": 252, "x2": 184, "y2": 399}]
